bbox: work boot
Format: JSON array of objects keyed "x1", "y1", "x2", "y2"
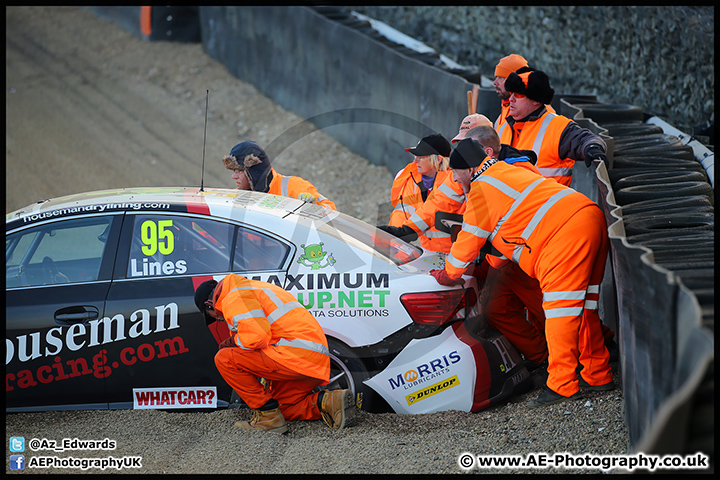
[
  {"x1": 235, "y1": 407, "x2": 288, "y2": 434},
  {"x1": 527, "y1": 386, "x2": 581, "y2": 409},
  {"x1": 319, "y1": 389, "x2": 356, "y2": 429},
  {"x1": 524, "y1": 358, "x2": 549, "y2": 387},
  {"x1": 578, "y1": 377, "x2": 616, "y2": 391}
]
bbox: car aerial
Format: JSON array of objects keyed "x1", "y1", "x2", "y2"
[{"x1": 5, "y1": 186, "x2": 531, "y2": 414}]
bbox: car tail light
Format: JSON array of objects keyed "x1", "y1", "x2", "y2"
[{"x1": 401, "y1": 288, "x2": 475, "y2": 326}]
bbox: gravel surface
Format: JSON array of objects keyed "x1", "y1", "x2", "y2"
[{"x1": 6, "y1": 6, "x2": 628, "y2": 475}]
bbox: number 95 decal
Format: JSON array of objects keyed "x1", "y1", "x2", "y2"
[
  {"x1": 141, "y1": 220, "x2": 175, "y2": 256},
  {"x1": 129, "y1": 220, "x2": 187, "y2": 277}
]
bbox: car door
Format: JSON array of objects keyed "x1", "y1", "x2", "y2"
[
  {"x1": 5, "y1": 214, "x2": 122, "y2": 411},
  {"x1": 101, "y1": 212, "x2": 293, "y2": 408}
]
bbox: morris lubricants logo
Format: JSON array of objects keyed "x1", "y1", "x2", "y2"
[
  {"x1": 406, "y1": 375, "x2": 460, "y2": 406},
  {"x1": 388, "y1": 351, "x2": 461, "y2": 390}
]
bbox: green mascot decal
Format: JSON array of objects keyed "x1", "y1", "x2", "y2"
[{"x1": 297, "y1": 243, "x2": 336, "y2": 270}]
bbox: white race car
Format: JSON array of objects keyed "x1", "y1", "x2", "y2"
[{"x1": 5, "y1": 187, "x2": 530, "y2": 413}]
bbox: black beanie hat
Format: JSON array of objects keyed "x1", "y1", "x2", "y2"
[
  {"x1": 405, "y1": 133, "x2": 452, "y2": 157},
  {"x1": 504, "y1": 70, "x2": 555, "y2": 105},
  {"x1": 194, "y1": 279, "x2": 218, "y2": 325},
  {"x1": 449, "y1": 138, "x2": 487, "y2": 170},
  {"x1": 222, "y1": 141, "x2": 273, "y2": 193}
]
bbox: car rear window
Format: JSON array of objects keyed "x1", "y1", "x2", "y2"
[{"x1": 315, "y1": 214, "x2": 422, "y2": 266}]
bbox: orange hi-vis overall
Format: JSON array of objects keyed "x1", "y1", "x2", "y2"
[
  {"x1": 213, "y1": 275, "x2": 330, "y2": 420},
  {"x1": 474, "y1": 155, "x2": 548, "y2": 364},
  {"x1": 497, "y1": 109, "x2": 574, "y2": 186},
  {"x1": 444, "y1": 159, "x2": 612, "y2": 397},
  {"x1": 389, "y1": 163, "x2": 454, "y2": 252},
  {"x1": 268, "y1": 168, "x2": 337, "y2": 210},
  {"x1": 494, "y1": 101, "x2": 555, "y2": 134}
]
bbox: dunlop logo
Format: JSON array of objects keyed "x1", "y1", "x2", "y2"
[{"x1": 405, "y1": 375, "x2": 460, "y2": 406}]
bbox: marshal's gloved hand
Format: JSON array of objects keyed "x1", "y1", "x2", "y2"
[
  {"x1": 218, "y1": 335, "x2": 236, "y2": 350},
  {"x1": 430, "y1": 269, "x2": 464, "y2": 286},
  {"x1": 584, "y1": 144, "x2": 608, "y2": 167},
  {"x1": 298, "y1": 192, "x2": 317, "y2": 203},
  {"x1": 377, "y1": 224, "x2": 418, "y2": 242}
]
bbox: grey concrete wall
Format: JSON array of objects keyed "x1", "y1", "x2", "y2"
[
  {"x1": 199, "y1": 6, "x2": 500, "y2": 175},
  {"x1": 352, "y1": 6, "x2": 714, "y2": 134}
]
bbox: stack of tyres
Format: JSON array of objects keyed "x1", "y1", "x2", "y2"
[
  {"x1": 573, "y1": 102, "x2": 714, "y2": 325},
  {"x1": 576, "y1": 102, "x2": 715, "y2": 462}
]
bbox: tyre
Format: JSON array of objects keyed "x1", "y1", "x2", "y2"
[
  {"x1": 622, "y1": 206, "x2": 715, "y2": 226},
  {"x1": 626, "y1": 229, "x2": 714, "y2": 244},
  {"x1": 611, "y1": 156, "x2": 704, "y2": 171},
  {"x1": 672, "y1": 267, "x2": 714, "y2": 284},
  {"x1": 613, "y1": 133, "x2": 683, "y2": 151},
  {"x1": 613, "y1": 170, "x2": 708, "y2": 190},
  {"x1": 613, "y1": 145, "x2": 695, "y2": 160},
  {"x1": 653, "y1": 258, "x2": 714, "y2": 271},
  {"x1": 633, "y1": 238, "x2": 715, "y2": 253},
  {"x1": 326, "y1": 338, "x2": 376, "y2": 412},
  {"x1": 619, "y1": 195, "x2": 713, "y2": 216},
  {"x1": 605, "y1": 122, "x2": 664, "y2": 137},
  {"x1": 608, "y1": 166, "x2": 703, "y2": 185},
  {"x1": 572, "y1": 103, "x2": 644, "y2": 124},
  {"x1": 631, "y1": 232, "x2": 714, "y2": 249},
  {"x1": 614, "y1": 181, "x2": 713, "y2": 205},
  {"x1": 651, "y1": 248, "x2": 715, "y2": 262},
  {"x1": 622, "y1": 211, "x2": 714, "y2": 236}
]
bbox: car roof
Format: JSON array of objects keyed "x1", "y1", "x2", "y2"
[{"x1": 5, "y1": 186, "x2": 329, "y2": 231}]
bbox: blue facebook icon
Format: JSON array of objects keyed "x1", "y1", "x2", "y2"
[{"x1": 10, "y1": 454, "x2": 25, "y2": 470}]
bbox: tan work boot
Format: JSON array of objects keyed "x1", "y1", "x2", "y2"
[
  {"x1": 319, "y1": 389, "x2": 356, "y2": 429},
  {"x1": 235, "y1": 407, "x2": 288, "y2": 434}
]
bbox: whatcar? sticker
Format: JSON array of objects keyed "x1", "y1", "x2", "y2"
[{"x1": 133, "y1": 387, "x2": 217, "y2": 409}]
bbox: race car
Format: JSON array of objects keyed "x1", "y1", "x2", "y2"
[{"x1": 5, "y1": 187, "x2": 531, "y2": 413}]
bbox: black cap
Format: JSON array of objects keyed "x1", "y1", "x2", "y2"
[
  {"x1": 194, "y1": 279, "x2": 218, "y2": 325},
  {"x1": 405, "y1": 133, "x2": 452, "y2": 157},
  {"x1": 449, "y1": 138, "x2": 487, "y2": 170}
]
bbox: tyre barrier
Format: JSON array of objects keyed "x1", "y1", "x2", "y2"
[{"x1": 584, "y1": 100, "x2": 715, "y2": 465}]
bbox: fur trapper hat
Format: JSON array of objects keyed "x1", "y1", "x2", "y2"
[
  {"x1": 504, "y1": 70, "x2": 555, "y2": 105},
  {"x1": 222, "y1": 141, "x2": 273, "y2": 192}
]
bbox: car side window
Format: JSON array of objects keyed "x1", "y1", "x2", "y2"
[
  {"x1": 6, "y1": 216, "x2": 114, "y2": 287},
  {"x1": 127, "y1": 215, "x2": 233, "y2": 278},
  {"x1": 233, "y1": 227, "x2": 290, "y2": 271}
]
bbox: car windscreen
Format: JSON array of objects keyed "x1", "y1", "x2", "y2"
[{"x1": 313, "y1": 214, "x2": 422, "y2": 266}]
